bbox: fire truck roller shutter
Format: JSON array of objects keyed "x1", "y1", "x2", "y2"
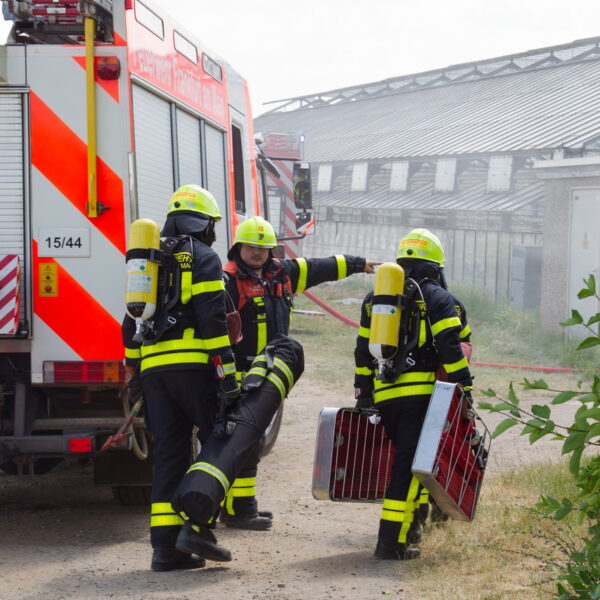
[
  {"x1": 204, "y1": 124, "x2": 229, "y2": 262},
  {"x1": 132, "y1": 84, "x2": 174, "y2": 227},
  {"x1": 0, "y1": 92, "x2": 27, "y2": 330}
]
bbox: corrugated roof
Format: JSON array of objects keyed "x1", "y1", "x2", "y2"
[
  {"x1": 314, "y1": 180, "x2": 544, "y2": 212},
  {"x1": 255, "y1": 51, "x2": 600, "y2": 162}
]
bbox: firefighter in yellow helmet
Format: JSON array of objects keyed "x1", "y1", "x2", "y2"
[
  {"x1": 122, "y1": 185, "x2": 238, "y2": 571},
  {"x1": 354, "y1": 228, "x2": 472, "y2": 559},
  {"x1": 220, "y1": 215, "x2": 379, "y2": 530}
]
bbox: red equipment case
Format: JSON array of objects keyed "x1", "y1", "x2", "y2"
[
  {"x1": 312, "y1": 407, "x2": 394, "y2": 502},
  {"x1": 312, "y1": 382, "x2": 490, "y2": 520}
]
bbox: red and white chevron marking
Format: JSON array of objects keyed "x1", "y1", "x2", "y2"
[{"x1": 0, "y1": 255, "x2": 21, "y2": 335}]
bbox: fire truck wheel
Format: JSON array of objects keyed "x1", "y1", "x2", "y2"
[
  {"x1": 111, "y1": 485, "x2": 152, "y2": 505},
  {"x1": 0, "y1": 457, "x2": 63, "y2": 475},
  {"x1": 260, "y1": 405, "x2": 284, "y2": 458}
]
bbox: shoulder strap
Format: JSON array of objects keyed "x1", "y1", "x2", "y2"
[{"x1": 222, "y1": 272, "x2": 237, "y2": 314}]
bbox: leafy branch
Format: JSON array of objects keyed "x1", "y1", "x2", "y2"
[{"x1": 478, "y1": 273, "x2": 600, "y2": 600}]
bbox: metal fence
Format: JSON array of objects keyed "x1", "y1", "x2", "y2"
[{"x1": 301, "y1": 208, "x2": 542, "y2": 307}]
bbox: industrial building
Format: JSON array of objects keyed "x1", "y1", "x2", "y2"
[{"x1": 255, "y1": 37, "x2": 600, "y2": 330}]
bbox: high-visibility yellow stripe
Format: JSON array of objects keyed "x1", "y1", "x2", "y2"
[
  {"x1": 355, "y1": 366, "x2": 373, "y2": 376},
  {"x1": 335, "y1": 255, "x2": 347, "y2": 280},
  {"x1": 397, "y1": 477, "x2": 421, "y2": 543},
  {"x1": 125, "y1": 347, "x2": 140, "y2": 359},
  {"x1": 381, "y1": 510, "x2": 408, "y2": 523},
  {"x1": 358, "y1": 326, "x2": 370, "y2": 339},
  {"x1": 252, "y1": 297, "x2": 267, "y2": 355},
  {"x1": 191, "y1": 279, "x2": 225, "y2": 295},
  {"x1": 223, "y1": 362, "x2": 236, "y2": 375},
  {"x1": 374, "y1": 371, "x2": 435, "y2": 388},
  {"x1": 267, "y1": 372, "x2": 286, "y2": 400},
  {"x1": 407, "y1": 476, "x2": 420, "y2": 501},
  {"x1": 418, "y1": 488, "x2": 429, "y2": 504},
  {"x1": 383, "y1": 498, "x2": 412, "y2": 511},
  {"x1": 228, "y1": 487, "x2": 256, "y2": 498},
  {"x1": 140, "y1": 351, "x2": 209, "y2": 371},
  {"x1": 419, "y1": 319, "x2": 426, "y2": 346},
  {"x1": 295, "y1": 258, "x2": 308, "y2": 293},
  {"x1": 273, "y1": 357, "x2": 294, "y2": 388},
  {"x1": 374, "y1": 383, "x2": 434, "y2": 402},
  {"x1": 431, "y1": 316, "x2": 461, "y2": 336},
  {"x1": 181, "y1": 271, "x2": 192, "y2": 304},
  {"x1": 460, "y1": 324, "x2": 472, "y2": 339},
  {"x1": 231, "y1": 477, "x2": 256, "y2": 487},
  {"x1": 225, "y1": 492, "x2": 235, "y2": 515},
  {"x1": 203, "y1": 334, "x2": 231, "y2": 350},
  {"x1": 444, "y1": 356, "x2": 469, "y2": 373},
  {"x1": 150, "y1": 514, "x2": 184, "y2": 527},
  {"x1": 246, "y1": 366, "x2": 267, "y2": 378},
  {"x1": 186, "y1": 461, "x2": 230, "y2": 492},
  {"x1": 141, "y1": 336, "x2": 204, "y2": 355},
  {"x1": 141, "y1": 328, "x2": 228, "y2": 354},
  {"x1": 151, "y1": 502, "x2": 176, "y2": 514}
]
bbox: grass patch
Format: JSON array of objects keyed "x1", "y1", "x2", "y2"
[{"x1": 403, "y1": 460, "x2": 585, "y2": 600}]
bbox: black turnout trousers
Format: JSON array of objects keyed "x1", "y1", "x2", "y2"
[
  {"x1": 378, "y1": 399, "x2": 430, "y2": 543},
  {"x1": 143, "y1": 369, "x2": 219, "y2": 548}
]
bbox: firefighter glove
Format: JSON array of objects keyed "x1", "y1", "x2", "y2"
[
  {"x1": 222, "y1": 373, "x2": 241, "y2": 404},
  {"x1": 128, "y1": 373, "x2": 143, "y2": 403},
  {"x1": 463, "y1": 386, "x2": 473, "y2": 406},
  {"x1": 355, "y1": 387, "x2": 374, "y2": 409}
]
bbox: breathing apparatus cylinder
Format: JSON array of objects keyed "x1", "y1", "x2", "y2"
[
  {"x1": 125, "y1": 218, "x2": 161, "y2": 342},
  {"x1": 368, "y1": 262, "x2": 405, "y2": 374}
]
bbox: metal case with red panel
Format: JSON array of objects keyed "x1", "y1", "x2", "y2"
[
  {"x1": 312, "y1": 406, "x2": 394, "y2": 502},
  {"x1": 412, "y1": 381, "x2": 490, "y2": 521},
  {"x1": 312, "y1": 383, "x2": 490, "y2": 521}
]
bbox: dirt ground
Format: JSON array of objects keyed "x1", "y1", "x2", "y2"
[{"x1": 0, "y1": 371, "x2": 578, "y2": 600}]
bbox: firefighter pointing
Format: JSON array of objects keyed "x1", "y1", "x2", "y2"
[
  {"x1": 354, "y1": 228, "x2": 473, "y2": 560},
  {"x1": 220, "y1": 216, "x2": 379, "y2": 530},
  {"x1": 122, "y1": 185, "x2": 239, "y2": 572}
]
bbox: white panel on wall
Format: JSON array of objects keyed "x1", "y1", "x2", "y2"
[
  {"x1": 351, "y1": 162, "x2": 368, "y2": 192},
  {"x1": 487, "y1": 155, "x2": 513, "y2": 192},
  {"x1": 435, "y1": 158, "x2": 456, "y2": 192},
  {"x1": 317, "y1": 164, "x2": 332, "y2": 192}
]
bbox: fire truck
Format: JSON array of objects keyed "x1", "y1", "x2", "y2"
[{"x1": 0, "y1": 0, "x2": 313, "y2": 502}]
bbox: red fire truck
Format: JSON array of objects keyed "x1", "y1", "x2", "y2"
[{"x1": 0, "y1": 0, "x2": 313, "y2": 502}]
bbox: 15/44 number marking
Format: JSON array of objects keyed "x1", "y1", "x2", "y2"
[{"x1": 38, "y1": 228, "x2": 90, "y2": 257}]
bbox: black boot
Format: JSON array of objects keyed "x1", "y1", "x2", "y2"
[
  {"x1": 430, "y1": 499, "x2": 449, "y2": 523},
  {"x1": 374, "y1": 540, "x2": 420, "y2": 560},
  {"x1": 175, "y1": 522, "x2": 232, "y2": 562},
  {"x1": 407, "y1": 520, "x2": 422, "y2": 545},
  {"x1": 151, "y1": 546, "x2": 206, "y2": 572},
  {"x1": 220, "y1": 510, "x2": 273, "y2": 531}
]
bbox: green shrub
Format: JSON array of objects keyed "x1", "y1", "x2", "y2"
[{"x1": 480, "y1": 274, "x2": 600, "y2": 600}]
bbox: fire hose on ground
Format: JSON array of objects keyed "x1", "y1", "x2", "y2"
[{"x1": 302, "y1": 290, "x2": 585, "y2": 374}]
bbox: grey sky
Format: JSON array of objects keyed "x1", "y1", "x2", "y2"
[
  {"x1": 151, "y1": 0, "x2": 600, "y2": 116},
  {"x1": 3, "y1": 1, "x2": 600, "y2": 116}
]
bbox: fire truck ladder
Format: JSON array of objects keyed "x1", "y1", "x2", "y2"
[{"x1": 1, "y1": 0, "x2": 113, "y2": 44}]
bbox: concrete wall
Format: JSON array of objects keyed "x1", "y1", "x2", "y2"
[{"x1": 535, "y1": 158, "x2": 600, "y2": 335}]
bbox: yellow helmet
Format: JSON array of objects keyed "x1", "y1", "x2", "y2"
[
  {"x1": 233, "y1": 216, "x2": 277, "y2": 248},
  {"x1": 396, "y1": 228, "x2": 445, "y2": 267},
  {"x1": 167, "y1": 185, "x2": 221, "y2": 220}
]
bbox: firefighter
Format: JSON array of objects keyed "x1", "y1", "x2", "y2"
[
  {"x1": 354, "y1": 228, "x2": 472, "y2": 560},
  {"x1": 221, "y1": 216, "x2": 379, "y2": 530},
  {"x1": 122, "y1": 185, "x2": 240, "y2": 571}
]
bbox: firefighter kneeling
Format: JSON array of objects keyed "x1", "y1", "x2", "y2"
[{"x1": 171, "y1": 334, "x2": 304, "y2": 561}]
